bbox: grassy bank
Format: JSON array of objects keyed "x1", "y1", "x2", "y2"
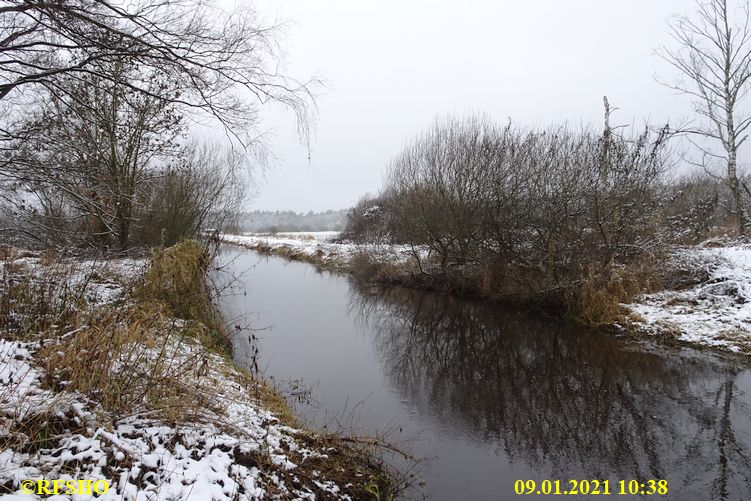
[{"x1": 0, "y1": 241, "x2": 396, "y2": 499}]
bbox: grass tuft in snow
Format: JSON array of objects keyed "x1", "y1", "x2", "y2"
[{"x1": 136, "y1": 240, "x2": 228, "y2": 353}]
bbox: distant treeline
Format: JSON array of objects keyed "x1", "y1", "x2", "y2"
[{"x1": 235, "y1": 209, "x2": 347, "y2": 233}]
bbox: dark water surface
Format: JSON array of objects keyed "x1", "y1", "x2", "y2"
[{"x1": 217, "y1": 247, "x2": 751, "y2": 501}]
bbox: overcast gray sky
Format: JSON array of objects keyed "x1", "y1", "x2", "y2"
[{"x1": 246, "y1": 0, "x2": 696, "y2": 212}]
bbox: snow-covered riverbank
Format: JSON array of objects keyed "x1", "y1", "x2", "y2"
[
  {"x1": 623, "y1": 243, "x2": 751, "y2": 355},
  {"x1": 222, "y1": 231, "x2": 427, "y2": 268},
  {"x1": 0, "y1": 245, "x2": 390, "y2": 500}
]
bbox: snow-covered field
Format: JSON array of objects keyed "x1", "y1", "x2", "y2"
[
  {"x1": 624, "y1": 243, "x2": 751, "y2": 355},
  {"x1": 0, "y1": 248, "x2": 375, "y2": 500}
]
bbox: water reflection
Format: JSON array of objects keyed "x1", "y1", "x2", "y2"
[{"x1": 348, "y1": 284, "x2": 751, "y2": 500}]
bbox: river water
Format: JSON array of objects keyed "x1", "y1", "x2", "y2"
[{"x1": 217, "y1": 247, "x2": 751, "y2": 500}]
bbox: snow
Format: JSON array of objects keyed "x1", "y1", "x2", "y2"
[
  {"x1": 1, "y1": 251, "x2": 147, "y2": 309},
  {"x1": 624, "y1": 243, "x2": 751, "y2": 355},
  {"x1": 0, "y1": 340, "x2": 54, "y2": 421},
  {"x1": 1, "y1": 335, "x2": 345, "y2": 499},
  {"x1": 266, "y1": 231, "x2": 341, "y2": 241}
]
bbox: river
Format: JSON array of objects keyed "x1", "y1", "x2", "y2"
[{"x1": 217, "y1": 247, "x2": 751, "y2": 500}]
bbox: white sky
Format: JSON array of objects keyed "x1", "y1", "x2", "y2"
[{"x1": 245, "y1": 0, "x2": 700, "y2": 212}]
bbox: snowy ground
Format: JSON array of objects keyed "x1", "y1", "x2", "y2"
[
  {"x1": 0, "y1": 248, "x2": 377, "y2": 499},
  {"x1": 0, "y1": 338, "x2": 346, "y2": 500},
  {"x1": 623, "y1": 243, "x2": 751, "y2": 355},
  {"x1": 222, "y1": 231, "x2": 428, "y2": 266}
]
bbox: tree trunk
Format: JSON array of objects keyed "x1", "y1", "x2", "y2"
[
  {"x1": 727, "y1": 150, "x2": 747, "y2": 235},
  {"x1": 117, "y1": 212, "x2": 130, "y2": 250},
  {"x1": 116, "y1": 192, "x2": 131, "y2": 250},
  {"x1": 723, "y1": 11, "x2": 747, "y2": 237}
]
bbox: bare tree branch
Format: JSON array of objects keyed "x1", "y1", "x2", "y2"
[{"x1": 0, "y1": 0, "x2": 319, "y2": 145}]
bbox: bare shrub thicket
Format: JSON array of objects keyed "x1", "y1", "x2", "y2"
[
  {"x1": 341, "y1": 196, "x2": 391, "y2": 243},
  {"x1": 133, "y1": 143, "x2": 248, "y2": 248},
  {"x1": 659, "y1": 171, "x2": 738, "y2": 243},
  {"x1": 352, "y1": 110, "x2": 672, "y2": 319}
]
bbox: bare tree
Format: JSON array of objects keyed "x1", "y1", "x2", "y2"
[
  {"x1": 0, "y1": 0, "x2": 317, "y2": 143},
  {"x1": 6, "y1": 56, "x2": 254, "y2": 250},
  {"x1": 658, "y1": 0, "x2": 751, "y2": 235},
  {"x1": 7, "y1": 58, "x2": 182, "y2": 249},
  {"x1": 0, "y1": 0, "x2": 308, "y2": 249}
]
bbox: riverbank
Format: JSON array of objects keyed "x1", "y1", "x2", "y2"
[
  {"x1": 223, "y1": 232, "x2": 751, "y2": 356},
  {"x1": 0, "y1": 242, "x2": 393, "y2": 499}
]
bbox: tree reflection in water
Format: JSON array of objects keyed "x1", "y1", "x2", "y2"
[{"x1": 348, "y1": 284, "x2": 751, "y2": 500}]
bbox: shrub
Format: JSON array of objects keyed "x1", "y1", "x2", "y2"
[
  {"x1": 341, "y1": 195, "x2": 391, "y2": 243},
  {"x1": 659, "y1": 171, "x2": 731, "y2": 244},
  {"x1": 132, "y1": 143, "x2": 247, "y2": 248},
  {"x1": 374, "y1": 111, "x2": 669, "y2": 314}
]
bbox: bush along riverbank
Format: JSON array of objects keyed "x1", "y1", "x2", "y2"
[
  {"x1": 0, "y1": 241, "x2": 395, "y2": 500},
  {"x1": 223, "y1": 232, "x2": 751, "y2": 357}
]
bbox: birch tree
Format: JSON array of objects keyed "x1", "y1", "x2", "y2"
[{"x1": 659, "y1": 0, "x2": 751, "y2": 235}]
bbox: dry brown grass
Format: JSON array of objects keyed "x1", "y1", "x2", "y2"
[
  {"x1": 135, "y1": 239, "x2": 229, "y2": 353},
  {"x1": 344, "y1": 246, "x2": 667, "y2": 328},
  {"x1": 1, "y1": 253, "x2": 86, "y2": 342},
  {"x1": 349, "y1": 250, "x2": 380, "y2": 281},
  {"x1": 348, "y1": 250, "x2": 418, "y2": 286},
  {"x1": 38, "y1": 304, "x2": 210, "y2": 421},
  {"x1": 567, "y1": 258, "x2": 664, "y2": 325},
  {"x1": 2, "y1": 241, "x2": 223, "y2": 422}
]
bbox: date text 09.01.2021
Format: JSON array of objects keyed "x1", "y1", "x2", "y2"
[{"x1": 514, "y1": 480, "x2": 668, "y2": 496}]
